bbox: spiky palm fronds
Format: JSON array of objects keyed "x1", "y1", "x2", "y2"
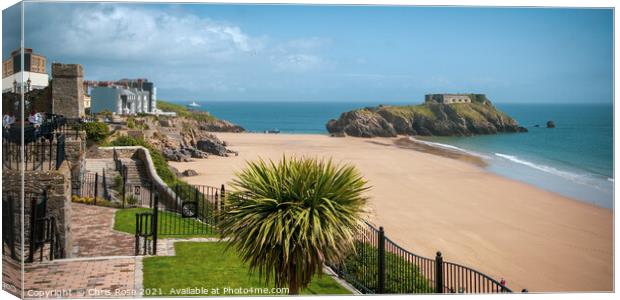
[{"x1": 219, "y1": 156, "x2": 370, "y2": 294}]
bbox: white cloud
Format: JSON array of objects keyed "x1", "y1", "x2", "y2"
[
  {"x1": 25, "y1": 4, "x2": 329, "y2": 72},
  {"x1": 22, "y1": 3, "x2": 333, "y2": 99},
  {"x1": 32, "y1": 5, "x2": 256, "y2": 64}
]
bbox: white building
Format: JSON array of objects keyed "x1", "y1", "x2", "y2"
[{"x1": 90, "y1": 79, "x2": 158, "y2": 115}]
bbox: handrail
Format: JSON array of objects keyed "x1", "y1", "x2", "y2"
[
  {"x1": 99, "y1": 146, "x2": 179, "y2": 206},
  {"x1": 330, "y1": 221, "x2": 513, "y2": 294}
]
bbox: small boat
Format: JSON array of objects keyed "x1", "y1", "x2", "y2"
[
  {"x1": 187, "y1": 101, "x2": 200, "y2": 108},
  {"x1": 265, "y1": 128, "x2": 280, "y2": 134}
]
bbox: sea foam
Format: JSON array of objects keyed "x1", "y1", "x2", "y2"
[
  {"x1": 409, "y1": 137, "x2": 491, "y2": 159},
  {"x1": 494, "y1": 153, "x2": 608, "y2": 191}
]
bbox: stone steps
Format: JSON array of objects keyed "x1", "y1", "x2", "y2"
[
  {"x1": 120, "y1": 158, "x2": 151, "y2": 186},
  {"x1": 84, "y1": 158, "x2": 116, "y2": 175}
]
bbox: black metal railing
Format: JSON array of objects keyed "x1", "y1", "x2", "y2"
[
  {"x1": 113, "y1": 148, "x2": 122, "y2": 171},
  {"x1": 2, "y1": 115, "x2": 68, "y2": 171},
  {"x1": 2, "y1": 192, "x2": 18, "y2": 260},
  {"x1": 30, "y1": 216, "x2": 61, "y2": 263},
  {"x1": 441, "y1": 259, "x2": 510, "y2": 293},
  {"x1": 135, "y1": 212, "x2": 156, "y2": 256},
  {"x1": 0, "y1": 190, "x2": 65, "y2": 263},
  {"x1": 79, "y1": 172, "x2": 100, "y2": 204},
  {"x1": 102, "y1": 169, "x2": 111, "y2": 201},
  {"x1": 328, "y1": 222, "x2": 512, "y2": 294},
  {"x1": 152, "y1": 183, "x2": 223, "y2": 236},
  {"x1": 55, "y1": 116, "x2": 87, "y2": 140},
  {"x1": 55, "y1": 133, "x2": 66, "y2": 169},
  {"x1": 133, "y1": 183, "x2": 225, "y2": 256}
]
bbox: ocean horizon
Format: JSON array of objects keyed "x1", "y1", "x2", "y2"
[{"x1": 181, "y1": 100, "x2": 613, "y2": 209}]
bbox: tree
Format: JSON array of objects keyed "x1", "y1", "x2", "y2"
[
  {"x1": 219, "y1": 156, "x2": 370, "y2": 294},
  {"x1": 82, "y1": 121, "x2": 109, "y2": 142}
]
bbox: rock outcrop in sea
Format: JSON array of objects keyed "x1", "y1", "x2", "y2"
[{"x1": 326, "y1": 99, "x2": 527, "y2": 137}]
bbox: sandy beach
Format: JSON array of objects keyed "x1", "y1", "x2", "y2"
[{"x1": 170, "y1": 132, "x2": 613, "y2": 292}]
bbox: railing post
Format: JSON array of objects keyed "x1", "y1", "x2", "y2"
[
  {"x1": 149, "y1": 180, "x2": 154, "y2": 208},
  {"x1": 122, "y1": 166, "x2": 126, "y2": 208},
  {"x1": 134, "y1": 214, "x2": 140, "y2": 256},
  {"x1": 28, "y1": 196, "x2": 37, "y2": 263},
  {"x1": 102, "y1": 168, "x2": 107, "y2": 200},
  {"x1": 94, "y1": 172, "x2": 99, "y2": 205},
  {"x1": 175, "y1": 184, "x2": 179, "y2": 204},
  {"x1": 49, "y1": 218, "x2": 55, "y2": 261},
  {"x1": 435, "y1": 252, "x2": 444, "y2": 293},
  {"x1": 48, "y1": 137, "x2": 53, "y2": 170},
  {"x1": 152, "y1": 195, "x2": 159, "y2": 255},
  {"x1": 377, "y1": 226, "x2": 386, "y2": 294}
]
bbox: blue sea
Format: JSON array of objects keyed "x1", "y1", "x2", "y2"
[{"x1": 188, "y1": 101, "x2": 614, "y2": 208}]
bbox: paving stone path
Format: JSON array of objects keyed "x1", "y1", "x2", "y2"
[
  {"x1": 70, "y1": 203, "x2": 135, "y2": 257},
  {"x1": 2, "y1": 257, "x2": 22, "y2": 298},
  {"x1": 24, "y1": 257, "x2": 142, "y2": 298}
]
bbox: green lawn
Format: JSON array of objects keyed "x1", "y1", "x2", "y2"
[
  {"x1": 114, "y1": 208, "x2": 217, "y2": 238},
  {"x1": 142, "y1": 242, "x2": 352, "y2": 296}
]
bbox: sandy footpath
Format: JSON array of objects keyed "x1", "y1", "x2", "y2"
[{"x1": 170, "y1": 132, "x2": 613, "y2": 292}]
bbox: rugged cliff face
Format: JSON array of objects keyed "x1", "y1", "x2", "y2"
[{"x1": 326, "y1": 101, "x2": 527, "y2": 137}]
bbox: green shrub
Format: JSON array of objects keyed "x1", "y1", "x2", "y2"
[
  {"x1": 339, "y1": 241, "x2": 433, "y2": 293},
  {"x1": 99, "y1": 110, "x2": 113, "y2": 118},
  {"x1": 220, "y1": 156, "x2": 369, "y2": 294},
  {"x1": 126, "y1": 195, "x2": 139, "y2": 206},
  {"x1": 127, "y1": 116, "x2": 136, "y2": 129},
  {"x1": 113, "y1": 175, "x2": 123, "y2": 194},
  {"x1": 81, "y1": 121, "x2": 110, "y2": 142},
  {"x1": 71, "y1": 195, "x2": 122, "y2": 208}
]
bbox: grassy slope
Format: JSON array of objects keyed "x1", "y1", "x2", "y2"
[
  {"x1": 382, "y1": 104, "x2": 434, "y2": 118},
  {"x1": 143, "y1": 242, "x2": 352, "y2": 296},
  {"x1": 378, "y1": 102, "x2": 508, "y2": 123},
  {"x1": 114, "y1": 208, "x2": 217, "y2": 238},
  {"x1": 157, "y1": 100, "x2": 217, "y2": 122}
]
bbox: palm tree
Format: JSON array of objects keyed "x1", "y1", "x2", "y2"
[{"x1": 219, "y1": 156, "x2": 370, "y2": 294}]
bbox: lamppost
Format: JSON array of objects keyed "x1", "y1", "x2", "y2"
[
  {"x1": 12, "y1": 79, "x2": 19, "y2": 118},
  {"x1": 25, "y1": 78, "x2": 32, "y2": 114}
]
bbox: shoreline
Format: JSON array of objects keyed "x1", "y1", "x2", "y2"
[
  {"x1": 228, "y1": 132, "x2": 611, "y2": 209},
  {"x1": 170, "y1": 132, "x2": 612, "y2": 292}
]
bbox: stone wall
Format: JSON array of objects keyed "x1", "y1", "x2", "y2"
[
  {"x1": 425, "y1": 94, "x2": 472, "y2": 104},
  {"x1": 88, "y1": 147, "x2": 137, "y2": 159},
  {"x1": 442, "y1": 95, "x2": 471, "y2": 104},
  {"x1": 2, "y1": 161, "x2": 73, "y2": 261},
  {"x1": 97, "y1": 146, "x2": 179, "y2": 205},
  {"x1": 52, "y1": 63, "x2": 84, "y2": 118},
  {"x1": 64, "y1": 132, "x2": 86, "y2": 193}
]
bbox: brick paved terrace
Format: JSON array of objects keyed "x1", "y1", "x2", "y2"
[
  {"x1": 24, "y1": 257, "x2": 141, "y2": 298},
  {"x1": 70, "y1": 203, "x2": 135, "y2": 257}
]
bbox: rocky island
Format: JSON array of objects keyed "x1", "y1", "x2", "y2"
[{"x1": 326, "y1": 94, "x2": 527, "y2": 137}]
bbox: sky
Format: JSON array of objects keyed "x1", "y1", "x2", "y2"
[{"x1": 2, "y1": 2, "x2": 614, "y2": 103}]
